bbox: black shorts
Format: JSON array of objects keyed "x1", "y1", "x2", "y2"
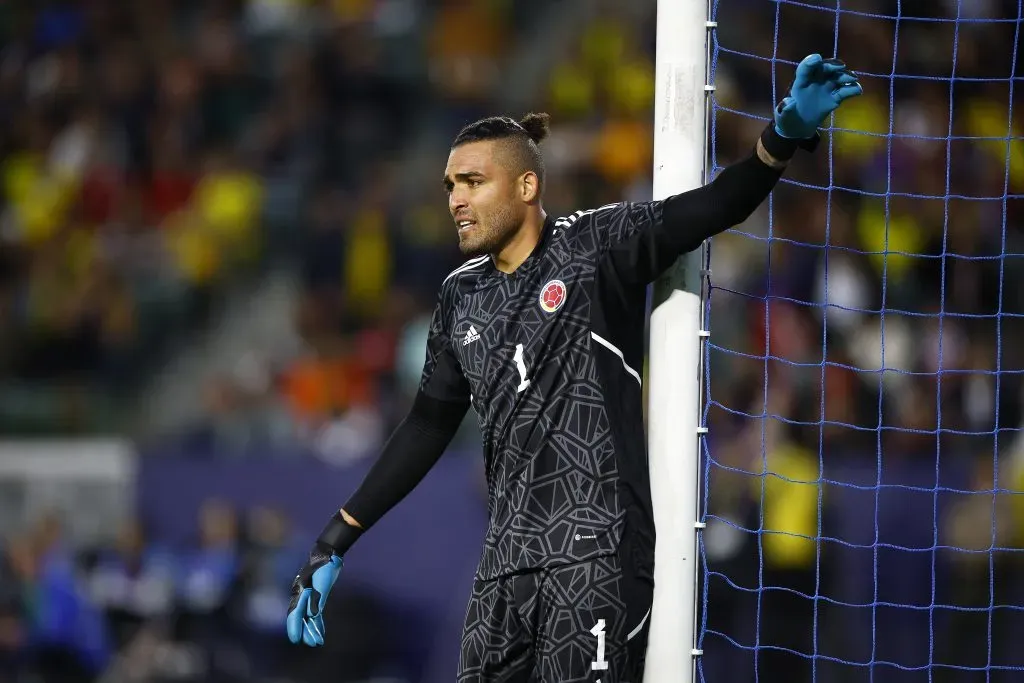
[{"x1": 456, "y1": 552, "x2": 653, "y2": 683}]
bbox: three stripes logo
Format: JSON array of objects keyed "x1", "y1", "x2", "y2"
[{"x1": 463, "y1": 325, "x2": 481, "y2": 346}]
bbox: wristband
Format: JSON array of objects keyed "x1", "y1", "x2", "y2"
[
  {"x1": 316, "y1": 511, "x2": 363, "y2": 555},
  {"x1": 761, "y1": 121, "x2": 820, "y2": 161}
]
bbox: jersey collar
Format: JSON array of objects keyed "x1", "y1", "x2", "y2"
[{"x1": 485, "y1": 215, "x2": 556, "y2": 280}]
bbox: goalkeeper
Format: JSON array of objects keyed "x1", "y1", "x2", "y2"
[{"x1": 286, "y1": 54, "x2": 861, "y2": 683}]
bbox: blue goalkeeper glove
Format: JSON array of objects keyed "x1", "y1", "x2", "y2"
[
  {"x1": 286, "y1": 512, "x2": 361, "y2": 647},
  {"x1": 775, "y1": 53, "x2": 862, "y2": 140}
]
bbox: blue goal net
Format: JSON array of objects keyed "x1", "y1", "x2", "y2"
[{"x1": 699, "y1": 1, "x2": 1024, "y2": 682}]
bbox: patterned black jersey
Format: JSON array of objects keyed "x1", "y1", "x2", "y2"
[{"x1": 419, "y1": 201, "x2": 670, "y2": 580}]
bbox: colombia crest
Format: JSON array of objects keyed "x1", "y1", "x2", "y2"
[{"x1": 539, "y1": 279, "x2": 567, "y2": 313}]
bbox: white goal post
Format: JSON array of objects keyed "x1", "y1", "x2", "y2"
[{"x1": 644, "y1": 1, "x2": 712, "y2": 682}]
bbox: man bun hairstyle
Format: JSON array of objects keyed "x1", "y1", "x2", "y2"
[
  {"x1": 518, "y1": 112, "x2": 550, "y2": 145},
  {"x1": 452, "y1": 112, "x2": 551, "y2": 147},
  {"x1": 452, "y1": 112, "x2": 550, "y2": 191}
]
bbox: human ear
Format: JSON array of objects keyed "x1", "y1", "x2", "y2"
[{"x1": 519, "y1": 171, "x2": 539, "y2": 203}]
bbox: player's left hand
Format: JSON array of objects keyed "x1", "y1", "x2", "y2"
[
  {"x1": 774, "y1": 53, "x2": 862, "y2": 140},
  {"x1": 286, "y1": 545, "x2": 343, "y2": 647}
]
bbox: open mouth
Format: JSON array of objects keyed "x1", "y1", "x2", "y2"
[{"x1": 457, "y1": 220, "x2": 476, "y2": 234}]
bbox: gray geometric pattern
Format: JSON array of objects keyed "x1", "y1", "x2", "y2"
[
  {"x1": 419, "y1": 201, "x2": 665, "y2": 580},
  {"x1": 457, "y1": 555, "x2": 644, "y2": 683}
]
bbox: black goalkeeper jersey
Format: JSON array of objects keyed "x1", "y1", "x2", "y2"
[
  {"x1": 339, "y1": 125, "x2": 793, "y2": 582},
  {"x1": 420, "y1": 201, "x2": 674, "y2": 580}
]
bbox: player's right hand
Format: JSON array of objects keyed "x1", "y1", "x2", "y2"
[{"x1": 286, "y1": 543, "x2": 343, "y2": 647}]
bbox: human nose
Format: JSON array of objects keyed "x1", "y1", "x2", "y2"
[{"x1": 449, "y1": 188, "x2": 468, "y2": 215}]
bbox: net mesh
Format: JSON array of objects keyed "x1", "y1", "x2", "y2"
[{"x1": 699, "y1": 1, "x2": 1024, "y2": 682}]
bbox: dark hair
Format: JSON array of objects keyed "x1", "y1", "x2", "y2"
[
  {"x1": 453, "y1": 113, "x2": 551, "y2": 146},
  {"x1": 452, "y1": 113, "x2": 551, "y2": 187}
]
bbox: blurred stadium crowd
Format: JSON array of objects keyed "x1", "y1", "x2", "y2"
[
  {"x1": 0, "y1": 0, "x2": 658, "y2": 446},
  {"x1": 705, "y1": 1, "x2": 1024, "y2": 682},
  {"x1": 0, "y1": 1, "x2": 660, "y2": 681},
  {"x1": 0, "y1": 0, "x2": 1022, "y2": 682}
]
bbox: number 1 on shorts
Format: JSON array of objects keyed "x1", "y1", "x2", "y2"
[{"x1": 590, "y1": 619, "x2": 608, "y2": 671}]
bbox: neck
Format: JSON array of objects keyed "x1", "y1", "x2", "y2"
[{"x1": 493, "y1": 209, "x2": 546, "y2": 273}]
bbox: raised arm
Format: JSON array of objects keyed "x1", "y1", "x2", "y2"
[{"x1": 602, "y1": 54, "x2": 862, "y2": 286}]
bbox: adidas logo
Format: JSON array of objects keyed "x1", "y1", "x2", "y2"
[{"x1": 463, "y1": 325, "x2": 481, "y2": 346}]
